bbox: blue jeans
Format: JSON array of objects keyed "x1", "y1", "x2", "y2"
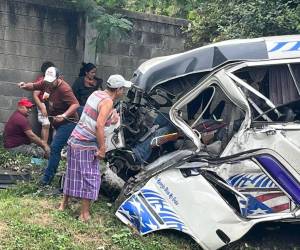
[
  {"x1": 133, "y1": 125, "x2": 173, "y2": 164},
  {"x1": 42, "y1": 122, "x2": 76, "y2": 185}
]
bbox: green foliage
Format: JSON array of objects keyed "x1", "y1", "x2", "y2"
[
  {"x1": 0, "y1": 187, "x2": 198, "y2": 249},
  {"x1": 125, "y1": 0, "x2": 202, "y2": 18},
  {"x1": 62, "y1": 0, "x2": 299, "y2": 50},
  {"x1": 90, "y1": 13, "x2": 132, "y2": 52},
  {"x1": 4, "y1": 221, "x2": 75, "y2": 250},
  {"x1": 0, "y1": 147, "x2": 31, "y2": 170},
  {"x1": 0, "y1": 143, "x2": 197, "y2": 249},
  {"x1": 186, "y1": 0, "x2": 300, "y2": 48},
  {"x1": 64, "y1": 0, "x2": 132, "y2": 52}
]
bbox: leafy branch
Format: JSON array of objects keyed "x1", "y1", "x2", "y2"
[{"x1": 64, "y1": 0, "x2": 132, "y2": 52}]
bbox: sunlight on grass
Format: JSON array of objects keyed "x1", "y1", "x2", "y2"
[
  {"x1": 0, "y1": 148, "x2": 199, "y2": 250},
  {"x1": 0, "y1": 182, "x2": 199, "y2": 250}
]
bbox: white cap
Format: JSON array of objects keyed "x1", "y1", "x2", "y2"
[
  {"x1": 107, "y1": 74, "x2": 133, "y2": 89},
  {"x1": 44, "y1": 66, "x2": 58, "y2": 82}
]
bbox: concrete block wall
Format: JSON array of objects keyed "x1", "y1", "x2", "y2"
[
  {"x1": 0, "y1": 1, "x2": 188, "y2": 133},
  {"x1": 86, "y1": 10, "x2": 188, "y2": 83},
  {"x1": 0, "y1": 0, "x2": 85, "y2": 132}
]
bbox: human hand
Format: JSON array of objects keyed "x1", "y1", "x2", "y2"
[
  {"x1": 53, "y1": 114, "x2": 65, "y2": 123},
  {"x1": 43, "y1": 143, "x2": 50, "y2": 159},
  {"x1": 95, "y1": 146, "x2": 106, "y2": 159},
  {"x1": 19, "y1": 82, "x2": 26, "y2": 88}
]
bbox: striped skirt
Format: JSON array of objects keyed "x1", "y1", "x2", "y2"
[{"x1": 63, "y1": 145, "x2": 101, "y2": 200}]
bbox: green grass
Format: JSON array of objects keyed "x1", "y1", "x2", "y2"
[{"x1": 0, "y1": 149, "x2": 200, "y2": 250}]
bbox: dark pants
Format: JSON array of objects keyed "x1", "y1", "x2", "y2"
[
  {"x1": 132, "y1": 113, "x2": 175, "y2": 164},
  {"x1": 41, "y1": 122, "x2": 76, "y2": 185}
]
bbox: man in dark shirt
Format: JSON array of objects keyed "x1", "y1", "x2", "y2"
[
  {"x1": 19, "y1": 67, "x2": 79, "y2": 185},
  {"x1": 4, "y1": 98, "x2": 50, "y2": 158}
]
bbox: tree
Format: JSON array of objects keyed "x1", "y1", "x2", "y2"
[
  {"x1": 65, "y1": 0, "x2": 300, "y2": 49},
  {"x1": 186, "y1": 0, "x2": 300, "y2": 48},
  {"x1": 64, "y1": 0, "x2": 133, "y2": 52}
]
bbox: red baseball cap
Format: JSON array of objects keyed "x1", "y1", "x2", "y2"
[{"x1": 18, "y1": 98, "x2": 34, "y2": 108}]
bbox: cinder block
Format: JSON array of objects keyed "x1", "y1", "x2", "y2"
[
  {"x1": 44, "y1": 20, "x2": 66, "y2": 35},
  {"x1": 118, "y1": 56, "x2": 139, "y2": 69},
  {"x1": 0, "y1": 0, "x2": 8, "y2": 12},
  {"x1": 22, "y1": 2, "x2": 48, "y2": 18},
  {"x1": 24, "y1": 15, "x2": 46, "y2": 31},
  {"x1": 7, "y1": 1, "x2": 26, "y2": 16},
  {"x1": 141, "y1": 32, "x2": 163, "y2": 46},
  {"x1": 96, "y1": 54, "x2": 118, "y2": 67},
  {"x1": 120, "y1": 31, "x2": 142, "y2": 45},
  {"x1": 48, "y1": 33, "x2": 65, "y2": 48},
  {"x1": 43, "y1": 46, "x2": 65, "y2": 61},
  {"x1": 2, "y1": 40, "x2": 20, "y2": 55},
  {"x1": 62, "y1": 62, "x2": 81, "y2": 79},
  {"x1": 133, "y1": 20, "x2": 177, "y2": 36},
  {"x1": 63, "y1": 74, "x2": 77, "y2": 86},
  {"x1": 3, "y1": 54, "x2": 32, "y2": 71},
  {"x1": 0, "y1": 41, "x2": 4, "y2": 55},
  {"x1": 0, "y1": 108, "x2": 13, "y2": 123},
  {"x1": 107, "y1": 43, "x2": 130, "y2": 56},
  {"x1": 19, "y1": 56, "x2": 34, "y2": 71},
  {"x1": 100, "y1": 66, "x2": 121, "y2": 83},
  {"x1": 125, "y1": 68, "x2": 135, "y2": 80},
  {"x1": 24, "y1": 30, "x2": 47, "y2": 46},
  {"x1": 28, "y1": 58, "x2": 46, "y2": 72},
  {"x1": 129, "y1": 44, "x2": 151, "y2": 58},
  {"x1": 30, "y1": 58, "x2": 46, "y2": 72},
  {"x1": 64, "y1": 49, "x2": 82, "y2": 63},
  {"x1": 0, "y1": 95, "x2": 13, "y2": 108},
  {"x1": 53, "y1": 61, "x2": 64, "y2": 72},
  {"x1": 20, "y1": 43, "x2": 42, "y2": 58},
  {"x1": 4, "y1": 27, "x2": 25, "y2": 42},
  {"x1": 0, "y1": 69, "x2": 37, "y2": 83},
  {"x1": 0, "y1": 26, "x2": 4, "y2": 40},
  {"x1": 2, "y1": 11, "x2": 14, "y2": 27},
  {"x1": 3, "y1": 54, "x2": 17, "y2": 69},
  {"x1": 3, "y1": 13, "x2": 42, "y2": 31},
  {"x1": 162, "y1": 36, "x2": 185, "y2": 50},
  {"x1": 151, "y1": 48, "x2": 173, "y2": 58}
]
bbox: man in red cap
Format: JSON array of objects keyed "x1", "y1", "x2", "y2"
[{"x1": 3, "y1": 98, "x2": 50, "y2": 158}]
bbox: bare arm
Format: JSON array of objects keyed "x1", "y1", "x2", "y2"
[
  {"x1": 24, "y1": 129, "x2": 50, "y2": 157},
  {"x1": 19, "y1": 82, "x2": 35, "y2": 91},
  {"x1": 54, "y1": 103, "x2": 80, "y2": 123},
  {"x1": 63, "y1": 103, "x2": 79, "y2": 118},
  {"x1": 95, "y1": 99, "x2": 113, "y2": 159}
]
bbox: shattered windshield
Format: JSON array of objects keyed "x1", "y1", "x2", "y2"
[{"x1": 177, "y1": 82, "x2": 245, "y2": 156}]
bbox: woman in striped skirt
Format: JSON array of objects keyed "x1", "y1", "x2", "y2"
[{"x1": 59, "y1": 74, "x2": 132, "y2": 222}]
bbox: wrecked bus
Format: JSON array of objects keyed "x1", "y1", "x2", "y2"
[{"x1": 105, "y1": 35, "x2": 300, "y2": 249}]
